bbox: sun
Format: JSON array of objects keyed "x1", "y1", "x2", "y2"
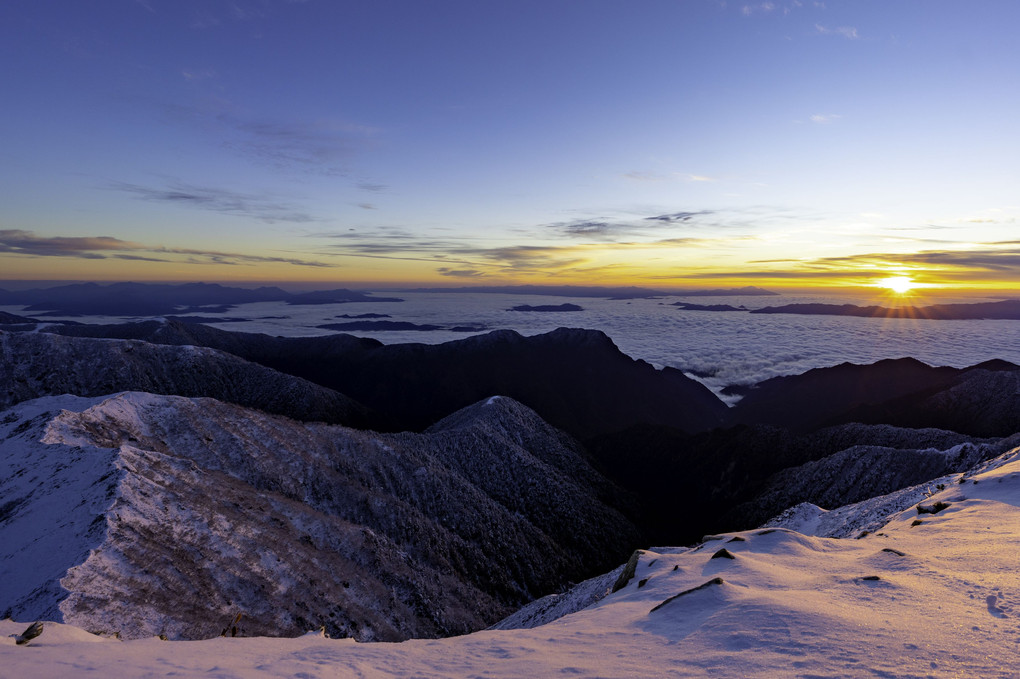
[{"x1": 875, "y1": 276, "x2": 917, "y2": 295}]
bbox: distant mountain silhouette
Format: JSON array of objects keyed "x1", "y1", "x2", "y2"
[
  {"x1": 398, "y1": 284, "x2": 778, "y2": 298},
  {"x1": 0, "y1": 282, "x2": 402, "y2": 316},
  {"x1": 750, "y1": 299, "x2": 1020, "y2": 320},
  {"x1": 671, "y1": 302, "x2": 746, "y2": 311},
  {"x1": 47, "y1": 321, "x2": 730, "y2": 439},
  {"x1": 508, "y1": 303, "x2": 583, "y2": 312}
]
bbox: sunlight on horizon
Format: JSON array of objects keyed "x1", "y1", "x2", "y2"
[{"x1": 875, "y1": 276, "x2": 917, "y2": 294}]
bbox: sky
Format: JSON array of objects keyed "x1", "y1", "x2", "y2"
[{"x1": 1, "y1": 0, "x2": 1018, "y2": 292}]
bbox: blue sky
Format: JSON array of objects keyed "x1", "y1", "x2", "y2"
[{"x1": 1, "y1": 0, "x2": 1018, "y2": 290}]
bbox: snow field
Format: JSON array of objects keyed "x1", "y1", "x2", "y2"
[{"x1": 3, "y1": 449, "x2": 1018, "y2": 678}]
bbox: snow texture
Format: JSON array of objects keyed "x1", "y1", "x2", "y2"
[
  {"x1": 2, "y1": 447, "x2": 1019, "y2": 677},
  {"x1": 0, "y1": 392, "x2": 638, "y2": 641}
]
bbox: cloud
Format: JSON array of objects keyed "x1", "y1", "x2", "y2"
[
  {"x1": 157, "y1": 247, "x2": 334, "y2": 268},
  {"x1": 623, "y1": 172, "x2": 715, "y2": 183},
  {"x1": 0, "y1": 230, "x2": 144, "y2": 258},
  {"x1": 728, "y1": 243, "x2": 1020, "y2": 283},
  {"x1": 544, "y1": 209, "x2": 717, "y2": 240},
  {"x1": 113, "y1": 254, "x2": 173, "y2": 263},
  {"x1": 815, "y1": 24, "x2": 859, "y2": 39},
  {"x1": 645, "y1": 211, "x2": 714, "y2": 223},
  {"x1": 463, "y1": 245, "x2": 590, "y2": 273},
  {"x1": 548, "y1": 220, "x2": 618, "y2": 237},
  {"x1": 742, "y1": 2, "x2": 776, "y2": 16},
  {"x1": 218, "y1": 114, "x2": 376, "y2": 175},
  {"x1": 158, "y1": 103, "x2": 379, "y2": 177},
  {"x1": 0, "y1": 229, "x2": 333, "y2": 268},
  {"x1": 665, "y1": 269, "x2": 854, "y2": 280},
  {"x1": 437, "y1": 268, "x2": 486, "y2": 278},
  {"x1": 623, "y1": 171, "x2": 667, "y2": 182},
  {"x1": 809, "y1": 113, "x2": 841, "y2": 124},
  {"x1": 181, "y1": 69, "x2": 216, "y2": 81},
  {"x1": 112, "y1": 181, "x2": 316, "y2": 223},
  {"x1": 853, "y1": 247, "x2": 1020, "y2": 275}
]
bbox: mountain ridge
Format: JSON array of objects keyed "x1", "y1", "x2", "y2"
[{"x1": 0, "y1": 392, "x2": 641, "y2": 640}]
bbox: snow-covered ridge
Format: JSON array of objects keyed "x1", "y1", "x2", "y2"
[
  {"x1": 0, "y1": 329, "x2": 370, "y2": 426},
  {"x1": 3, "y1": 447, "x2": 1018, "y2": 678},
  {"x1": 0, "y1": 391, "x2": 639, "y2": 641}
]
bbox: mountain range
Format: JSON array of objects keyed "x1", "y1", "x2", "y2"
[{"x1": 1, "y1": 316, "x2": 1018, "y2": 649}]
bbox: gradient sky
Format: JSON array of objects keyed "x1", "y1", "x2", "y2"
[{"x1": 2, "y1": 0, "x2": 1018, "y2": 290}]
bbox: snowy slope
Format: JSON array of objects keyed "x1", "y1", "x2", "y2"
[
  {"x1": 3, "y1": 447, "x2": 1018, "y2": 678},
  {"x1": 0, "y1": 395, "x2": 119, "y2": 622},
  {"x1": 0, "y1": 392, "x2": 639, "y2": 641}
]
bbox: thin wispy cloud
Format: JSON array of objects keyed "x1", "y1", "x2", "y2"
[
  {"x1": 181, "y1": 69, "x2": 216, "y2": 81},
  {"x1": 158, "y1": 102, "x2": 379, "y2": 178},
  {"x1": 544, "y1": 209, "x2": 718, "y2": 240},
  {"x1": 113, "y1": 253, "x2": 172, "y2": 263},
  {"x1": 546, "y1": 220, "x2": 622, "y2": 238},
  {"x1": 814, "y1": 24, "x2": 859, "y2": 39},
  {"x1": 809, "y1": 113, "x2": 841, "y2": 124},
  {"x1": 825, "y1": 246, "x2": 1020, "y2": 275},
  {"x1": 742, "y1": 2, "x2": 776, "y2": 16},
  {"x1": 437, "y1": 268, "x2": 486, "y2": 278},
  {"x1": 730, "y1": 242, "x2": 1020, "y2": 283},
  {"x1": 0, "y1": 230, "x2": 144, "y2": 258},
  {"x1": 622, "y1": 172, "x2": 715, "y2": 183},
  {"x1": 622, "y1": 171, "x2": 668, "y2": 182},
  {"x1": 112, "y1": 181, "x2": 316, "y2": 223},
  {"x1": 680, "y1": 269, "x2": 860, "y2": 280},
  {"x1": 0, "y1": 229, "x2": 333, "y2": 268},
  {"x1": 218, "y1": 114, "x2": 377, "y2": 175},
  {"x1": 645, "y1": 211, "x2": 714, "y2": 223},
  {"x1": 157, "y1": 247, "x2": 333, "y2": 268}
]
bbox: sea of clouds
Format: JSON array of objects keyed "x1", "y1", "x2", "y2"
[{"x1": 186, "y1": 291, "x2": 1020, "y2": 403}]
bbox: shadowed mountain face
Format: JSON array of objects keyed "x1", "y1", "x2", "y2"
[
  {"x1": 0, "y1": 311, "x2": 39, "y2": 324},
  {"x1": 18, "y1": 320, "x2": 1020, "y2": 549},
  {"x1": 587, "y1": 418, "x2": 1017, "y2": 544},
  {"x1": 0, "y1": 393, "x2": 641, "y2": 641},
  {"x1": 728, "y1": 357, "x2": 1020, "y2": 436},
  {"x1": 0, "y1": 329, "x2": 373, "y2": 428},
  {"x1": 48, "y1": 321, "x2": 730, "y2": 439}
]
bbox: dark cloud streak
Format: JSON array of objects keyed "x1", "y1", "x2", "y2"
[
  {"x1": 112, "y1": 181, "x2": 316, "y2": 223},
  {"x1": 0, "y1": 229, "x2": 333, "y2": 269}
]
